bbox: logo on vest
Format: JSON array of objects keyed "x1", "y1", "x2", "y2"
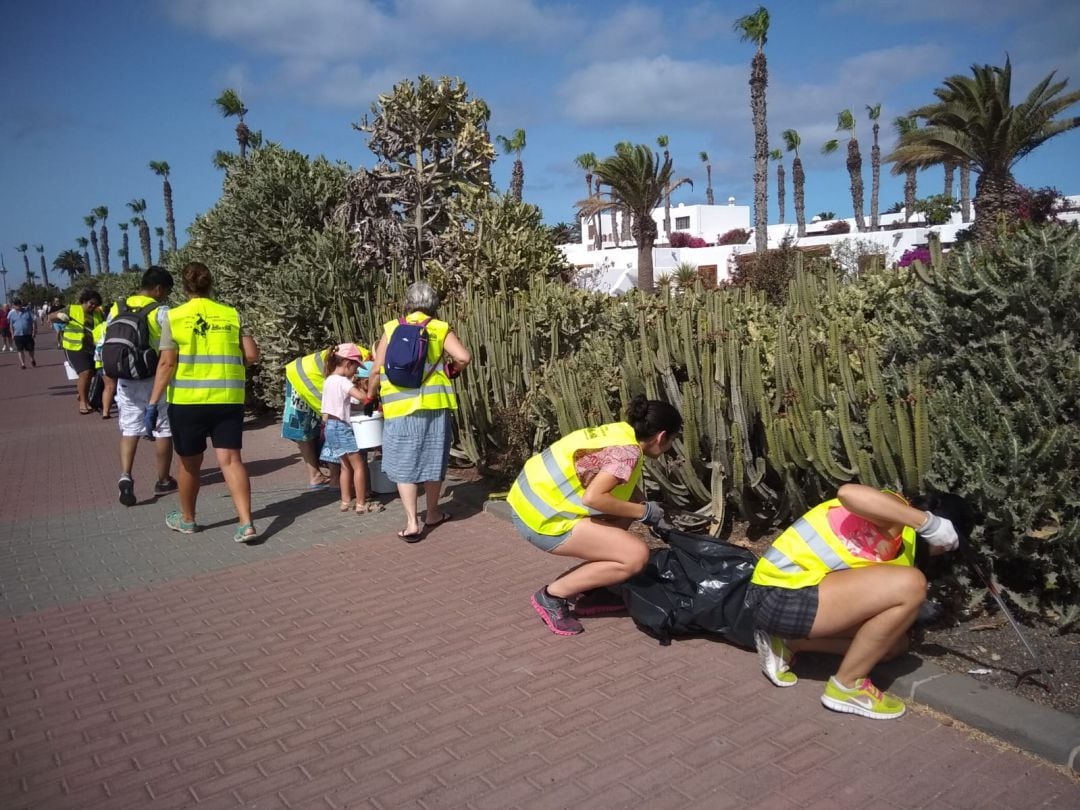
[{"x1": 194, "y1": 315, "x2": 210, "y2": 336}]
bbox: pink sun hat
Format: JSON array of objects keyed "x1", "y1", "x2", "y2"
[{"x1": 335, "y1": 342, "x2": 363, "y2": 362}]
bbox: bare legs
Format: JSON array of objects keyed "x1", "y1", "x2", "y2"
[
  {"x1": 295, "y1": 439, "x2": 328, "y2": 486},
  {"x1": 101, "y1": 375, "x2": 116, "y2": 417},
  {"x1": 337, "y1": 452, "x2": 369, "y2": 510},
  {"x1": 175, "y1": 447, "x2": 251, "y2": 526},
  {"x1": 76, "y1": 369, "x2": 91, "y2": 411},
  {"x1": 785, "y1": 566, "x2": 926, "y2": 687},
  {"x1": 544, "y1": 517, "x2": 650, "y2": 599}
]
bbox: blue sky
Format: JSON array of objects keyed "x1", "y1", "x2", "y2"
[{"x1": 3, "y1": 0, "x2": 1080, "y2": 287}]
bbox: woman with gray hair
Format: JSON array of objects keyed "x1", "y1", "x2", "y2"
[{"x1": 366, "y1": 281, "x2": 471, "y2": 541}]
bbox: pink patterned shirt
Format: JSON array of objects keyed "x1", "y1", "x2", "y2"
[{"x1": 573, "y1": 444, "x2": 642, "y2": 489}]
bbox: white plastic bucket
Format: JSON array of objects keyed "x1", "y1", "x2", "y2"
[
  {"x1": 350, "y1": 412, "x2": 384, "y2": 449},
  {"x1": 367, "y1": 457, "x2": 395, "y2": 494}
]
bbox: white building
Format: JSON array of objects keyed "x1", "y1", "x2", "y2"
[{"x1": 558, "y1": 194, "x2": 1080, "y2": 294}]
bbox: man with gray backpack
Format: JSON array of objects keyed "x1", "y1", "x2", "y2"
[{"x1": 101, "y1": 266, "x2": 177, "y2": 506}]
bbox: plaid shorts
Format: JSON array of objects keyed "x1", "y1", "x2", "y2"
[{"x1": 745, "y1": 583, "x2": 819, "y2": 639}]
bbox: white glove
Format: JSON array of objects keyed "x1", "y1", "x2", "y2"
[{"x1": 917, "y1": 512, "x2": 958, "y2": 552}]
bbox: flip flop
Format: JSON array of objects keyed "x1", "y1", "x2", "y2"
[
  {"x1": 398, "y1": 523, "x2": 425, "y2": 543},
  {"x1": 79, "y1": 408, "x2": 93, "y2": 415},
  {"x1": 425, "y1": 513, "x2": 452, "y2": 529}
]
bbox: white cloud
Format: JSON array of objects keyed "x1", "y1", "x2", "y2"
[
  {"x1": 558, "y1": 56, "x2": 746, "y2": 127},
  {"x1": 824, "y1": 0, "x2": 1032, "y2": 23},
  {"x1": 169, "y1": 0, "x2": 572, "y2": 62},
  {"x1": 580, "y1": 5, "x2": 669, "y2": 60}
]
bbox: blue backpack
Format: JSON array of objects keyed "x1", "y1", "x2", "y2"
[{"x1": 384, "y1": 317, "x2": 431, "y2": 388}]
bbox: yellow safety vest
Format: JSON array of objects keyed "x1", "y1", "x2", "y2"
[
  {"x1": 378, "y1": 313, "x2": 456, "y2": 419},
  {"x1": 107, "y1": 294, "x2": 164, "y2": 347},
  {"x1": 507, "y1": 422, "x2": 644, "y2": 536},
  {"x1": 92, "y1": 321, "x2": 106, "y2": 370},
  {"x1": 285, "y1": 346, "x2": 370, "y2": 412},
  {"x1": 166, "y1": 298, "x2": 246, "y2": 405},
  {"x1": 751, "y1": 499, "x2": 917, "y2": 589},
  {"x1": 61, "y1": 304, "x2": 104, "y2": 352}
]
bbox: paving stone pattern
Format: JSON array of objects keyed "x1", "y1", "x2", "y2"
[{"x1": 2, "y1": 347, "x2": 1079, "y2": 808}]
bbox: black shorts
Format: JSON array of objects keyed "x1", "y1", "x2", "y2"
[
  {"x1": 168, "y1": 404, "x2": 245, "y2": 457},
  {"x1": 0, "y1": 326, "x2": 11, "y2": 338},
  {"x1": 14, "y1": 335, "x2": 34, "y2": 351},
  {"x1": 745, "y1": 583, "x2": 820, "y2": 639},
  {"x1": 66, "y1": 349, "x2": 94, "y2": 375}
]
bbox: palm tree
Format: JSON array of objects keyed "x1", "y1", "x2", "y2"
[
  {"x1": 118, "y1": 222, "x2": 131, "y2": 272},
  {"x1": 769, "y1": 148, "x2": 785, "y2": 224},
  {"x1": 892, "y1": 116, "x2": 919, "y2": 221},
  {"x1": 75, "y1": 237, "x2": 92, "y2": 274},
  {"x1": 574, "y1": 152, "x2": 601, "y2": 250},
  {"x1": 16, "y1": 244, "x2": 31, "y2": 283},
  {"x1": 548, "y1": 222, "x2": 579, "y2": 244},
  {"x1": 93, "y1": 206, "x2": 111, "y2": 273},
  {"x1": 84, "y1": 214, "x2": 101, "y2": 274},
  {"x1": 149, "y1": 160, "x2": 177, "y2": 251},
  {"x1": 579, "y1": 144, "x2": 691, "y2": 291},
  {"x1": 127, "y1": 199, "x2": 152, "y2": 268},
  {"x1": 867, "y1": 103, "x2": 882, "y2": 231},
  {"x1": 155, "y1": 227, "x2": 165, "y2": 263},
  {"x1": 782, "y1": 129, "x2": 806, "y2": 237},
  {"x1": 734, "y1": 5, "x2": 770, "y2": 254},
  {"x1": 960, "y1": 163, "x2": 972, "y2": 222},
  {"x1": 699, "y1": 151, "x2": 714, "y2": 205},
  {"x1": 822, "y1": 109, "x2": 866, "y2": 232},
  {"x1": 943, "y1": 161, "x2": 955, "y2": 201},
  {"x1": 616, "y1": 142, "x2": 634, "y2": 242},
  {"x1": 34, "y1": 244, "x2": 49, "y2": 288},
  {"x1": 214, "y1": 88, "x2": 251, "y2": 158},
  {"x1": 656, "y1": 135, "x2": 672, "y2": 242},
  {"x1": 53, "y1": 249, "x2": 86, "y2": 283},
  {"x1": 889, "y1": 59, "x2": 1080, "y2": 242},
  {"x1": 495, "y1": 129, "x2": 526, "y2": 202}
]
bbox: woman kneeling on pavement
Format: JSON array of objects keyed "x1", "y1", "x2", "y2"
[
  {"x1": 748, "y1": 484, "x2": 970, "y2": 720},
  {"x1": 508, "y1": 395, "x2": 682, "y2": 636}
]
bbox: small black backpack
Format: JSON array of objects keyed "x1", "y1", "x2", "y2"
[{"x1": 101, "y1": 299, "x2": 162, "y2": 380}]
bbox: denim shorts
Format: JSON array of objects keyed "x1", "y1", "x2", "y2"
[
  {"x1": 511, "y1": 509, "x2": 573, "y2": 552},
  {"x1": 321, "y1": 417, "x2": 362, "y2": 462}
]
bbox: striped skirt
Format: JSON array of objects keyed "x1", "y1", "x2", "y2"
[{"x1": 382, "y1": 409, "x2": 453, "y2": 483}]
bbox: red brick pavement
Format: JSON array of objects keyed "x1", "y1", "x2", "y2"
[
  {"x1": 3, "y1": 343, "x2": 1079, "y2": 808},
  {"x1": 3, "y1": 513, "x2": 1079, "y2": 809},
  {"x1": 0, "y1": 344, "x2": 304, "y2": 522}
]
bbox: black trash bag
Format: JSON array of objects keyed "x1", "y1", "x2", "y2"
[
  {"x1": 617, "y1": 525, "x2": 758, "y2": 649},
  {"x1": 88, "y1": 369, "x2": 105, "y2": 412}
]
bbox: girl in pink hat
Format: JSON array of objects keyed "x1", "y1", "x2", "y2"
[{"x1": 321, "y1": 343, "x2": 382, "y2": 514}]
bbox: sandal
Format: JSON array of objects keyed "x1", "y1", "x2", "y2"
[
  {"x1": 339, "y1": 501, "x2": 352, "y2": 512},
  {"x1": 234, "y1": 523, "x2": 259, "y2": 543},
  {"x1": 166, "y1": 511, "x2": 198, "y2": 534},
  {"x1": 79, "y1": 407, "x2": 93, "y2": 415},
  {"x1": 356, "y1": 501, "x2": 385, "y2": 514},
  {"x1": 398, "y1": 523, "x2": 425, "y2": 542}
]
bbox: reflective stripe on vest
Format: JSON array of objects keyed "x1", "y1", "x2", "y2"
[
  {"x1": 62, "y1": 305, "x2": 102, "y2": 352},
  {"x1": 166, "y1": 299, "x2": 245, "y2": 405},
  {"x1": 751, "y1": 499, "x2": 917, "y2": 589},
  {"x1": 379, "y1": 314, "x2": 456, "y2": 419},
  {"x1": 507, "y1": 422, "x2": 642, "y2": 537}
]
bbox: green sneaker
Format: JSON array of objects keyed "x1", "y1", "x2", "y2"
[
  {"x1": 821, "y1": 677, "x2": 906, "y2": 720},
  {"x1": 755, "y1": 630, "x2": 798, "y2": 687}
]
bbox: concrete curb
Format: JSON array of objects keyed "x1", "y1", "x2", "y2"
[{"x1": 480, "y1": 498, "x2": 1080, "y2": 773}]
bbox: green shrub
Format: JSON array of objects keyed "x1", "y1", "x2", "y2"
[{"x1": 890, "y1": 225, "x2": 1080, "y2": 627}]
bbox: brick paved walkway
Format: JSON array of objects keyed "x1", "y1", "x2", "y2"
[{"x1": 2, "y1": 346, "x2": 1078, "y2": 808}]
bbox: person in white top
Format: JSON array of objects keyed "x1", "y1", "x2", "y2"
[{"x1": 320, "y1": 343, "x2": 381, "y2": 515}]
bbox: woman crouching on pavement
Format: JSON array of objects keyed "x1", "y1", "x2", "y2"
[
  {"x1": 507, "y1": 395, "x2": 682, "y2": 636},
  {"x1": 747, "y1": 484, "x2": 971, "y2": 720}
]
